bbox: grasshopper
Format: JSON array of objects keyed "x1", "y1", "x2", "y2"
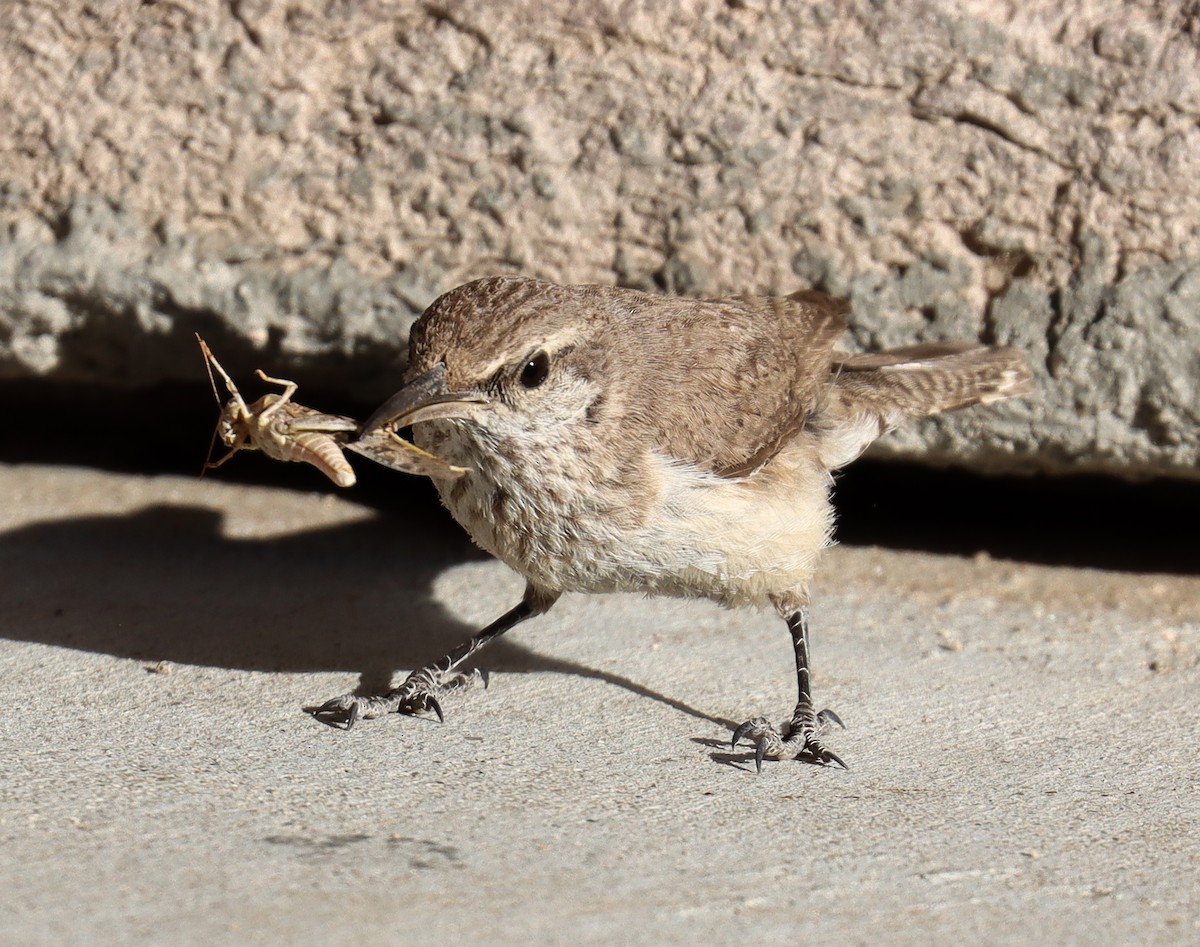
[{"x1": 197, "y1": 334, "x2": 468, "y2": 486}]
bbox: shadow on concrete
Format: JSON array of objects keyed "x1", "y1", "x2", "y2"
[{"x1": 0, "y1": 480, "x2": 727, "y2": 727}]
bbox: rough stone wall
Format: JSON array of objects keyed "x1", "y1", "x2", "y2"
[{"x1": 1, "y1": 0, "x2": 1198, "y2": 478}]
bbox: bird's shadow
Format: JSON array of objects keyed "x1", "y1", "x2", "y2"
[{"x1": 1, "y1": 485, "x2": 729, "y2": 730}]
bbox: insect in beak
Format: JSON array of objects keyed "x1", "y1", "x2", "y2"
[{"x1": 194, "y1": 335, "x2": 472, "y2": 486}]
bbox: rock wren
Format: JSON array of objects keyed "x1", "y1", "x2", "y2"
[{"x1": 316, "y1": 276, "x2": 1033, "y2": 770}]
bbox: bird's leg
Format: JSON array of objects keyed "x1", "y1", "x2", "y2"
[
  {"x1": 732, "y1": 605, "x2": 847, "y2": 771},
  {"x1": 314, "y1": 586, "x2": 558, "y2": 730}
]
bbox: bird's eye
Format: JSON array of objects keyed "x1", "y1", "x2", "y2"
[{"x1": 519, "y1": 351, "x2": 550, "y2": 389}]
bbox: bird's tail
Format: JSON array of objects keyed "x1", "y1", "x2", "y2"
[
  {"x1": 831, "y1": 343, "x2": 1033, "y2": 416},
  {"x1": 816, "y1": 343, "x2": 1033, "y2": 469}
]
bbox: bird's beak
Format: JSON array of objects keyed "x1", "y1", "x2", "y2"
[{"x1": 357, "y1": 363, "x2": 486, "y2": 438}]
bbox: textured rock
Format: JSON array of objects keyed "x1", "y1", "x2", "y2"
[{"x1": 1, "y1": 1, "x2": 1198, "y2": 477}]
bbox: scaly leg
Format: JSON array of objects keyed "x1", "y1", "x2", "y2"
[
  {"x1": 732, "y1": 606, "x2": 847, "y2": 771},
  {"x1": 314, "y1": 586, "x2": 558, "y2": 730}
]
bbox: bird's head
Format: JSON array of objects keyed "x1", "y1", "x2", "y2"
[{"x1": 359, "y1": 276, "x2": 622, "y2": 456}]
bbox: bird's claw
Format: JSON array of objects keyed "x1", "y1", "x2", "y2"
[
  {"x1": 312, "y1": 687, "x2": 440, "y2": 730},
  {"x1": 730, "y1": 718, "x2": 761, "y2": 751},
  {"x1": 731, "y1": 708, "x2": 848, "y2": 772},
  {"x1": 312, "y1": 667, "x2": 485, "y2": 729}
]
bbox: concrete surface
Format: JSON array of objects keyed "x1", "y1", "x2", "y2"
[
  {"x1": 4, "y1": 2, "x2": 1200, "y2": 478},
  {"x1": 1, "y1": 462, "x2": 1197, "y2": 945}
]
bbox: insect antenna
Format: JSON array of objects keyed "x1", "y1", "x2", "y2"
[
  {"x1": 199, "y1": 421, "x2": 222, "y2": 479},
  {"x1": 197, "y1": 335, "x2": 223, "y2": 477}
]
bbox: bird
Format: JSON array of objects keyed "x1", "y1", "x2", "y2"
[{"x1": 315, "y1": 275, "x2": 1033, "y2": 770}]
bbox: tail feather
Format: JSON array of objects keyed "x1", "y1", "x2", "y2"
[
  {"x1": 816, "y1": 344, "x2": 1033, "y2": 469},
  {"x1": 832, "y1": 344, "x2": 1034, "y2": 416}
]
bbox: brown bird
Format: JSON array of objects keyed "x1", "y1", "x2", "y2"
[{"x1": 316, "y1": 276, "x2": 1033, "y2": 770}]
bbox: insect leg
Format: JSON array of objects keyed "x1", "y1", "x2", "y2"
[
  {"x1": 196, "y1": 335, "x2": 249, "y2": 416},
  {"x1": 253, "y1": 370, "x2": 302, "y2": 426}
]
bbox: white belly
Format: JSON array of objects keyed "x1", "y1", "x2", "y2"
[{"x1": 417, "y1": 422, "x2": 834, "y2": 609}]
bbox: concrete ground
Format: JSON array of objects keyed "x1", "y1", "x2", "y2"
[{"x1": 1, "y1": 462, "x2": 1197, "y2": 945}]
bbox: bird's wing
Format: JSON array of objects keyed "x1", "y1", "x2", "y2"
[{"x1": 629, "y1": 289, "x2": 848, "y2": 478}]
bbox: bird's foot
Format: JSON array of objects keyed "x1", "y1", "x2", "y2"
[
  {"x1": 311, "y1": 666, "x2": 487, "y2": 730},
  {"x1": 731, "y1": 707, "x2": 847, "y2": 772}
]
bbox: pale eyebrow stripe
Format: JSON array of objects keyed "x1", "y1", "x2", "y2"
[{"x1": 471, "y1": 326, "x2": 581, "y2": 378}]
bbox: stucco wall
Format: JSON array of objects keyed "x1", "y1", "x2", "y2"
[{"x1": 2, "y1": 1, "x2": 1197, "y2": 478}]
